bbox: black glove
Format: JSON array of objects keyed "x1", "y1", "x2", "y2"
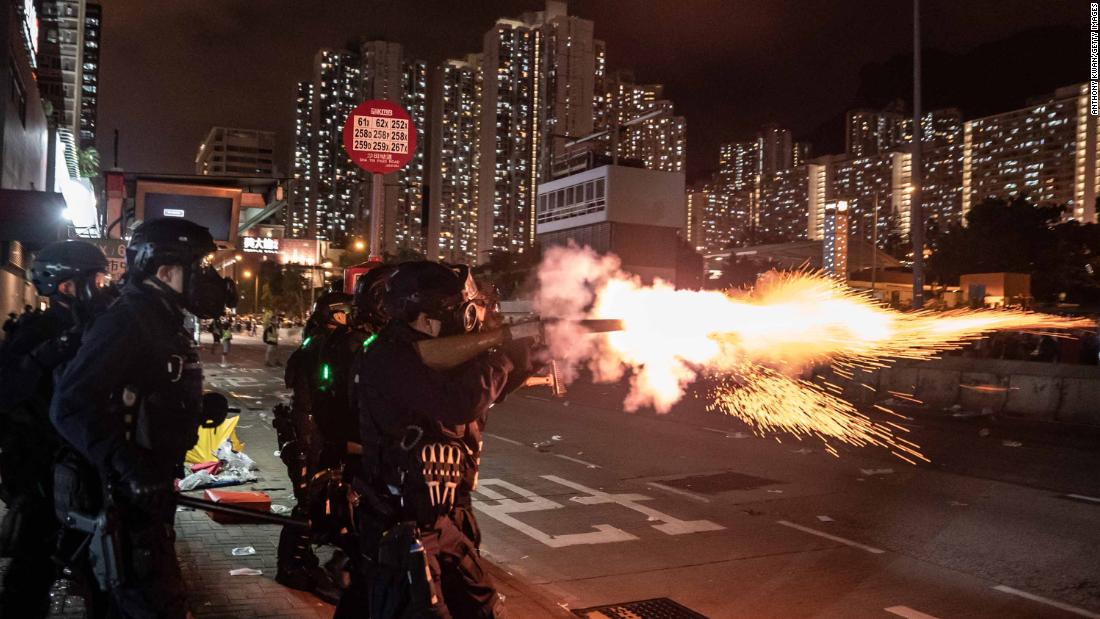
[
  {"x1": 29, "y1": 329, "x2": 81, "y2": 370},
  {"x1": 110, "y1": 447, "x2": 171, "y2": 510}
]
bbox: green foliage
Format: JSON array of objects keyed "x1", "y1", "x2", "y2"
[
  {"x1": 77, "y1": 147, "x2": 101, "y2": 178},
  {"x1": 927, "y1": 196, "x2": 1100, "y2": 303}
]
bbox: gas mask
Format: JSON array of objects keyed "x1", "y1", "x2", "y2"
[
  {"x1": 436, "y1": 267, "x2": 490, "y2": 336},
  {"x1": 70, "y1": 271, "x2": 113, "y2": 325},
  {"x1": 186, "y1": 264, "x2": 237, "y2": 319}
]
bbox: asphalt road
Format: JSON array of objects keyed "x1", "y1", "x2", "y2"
[
  {"x1": 474, "y1": 377, "x2": 1100, "y2": 618},
  {"x1": 197, "y1": 333, "x2": 1100, "y2": 618}
]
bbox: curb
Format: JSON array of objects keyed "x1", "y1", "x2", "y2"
[{"x1": 485, "y1": 561, "x2": 574, "y2": 618}]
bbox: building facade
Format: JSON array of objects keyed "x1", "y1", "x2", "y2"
[
  {"x1": 962, "y1": 84, "x2": 1099, "y2": 223},
  {"x1": 291, "y1": 43, "x2": 428, "y2": 250},
  {"x1": 36, "y1": 0, "x2": 100, "y2": 149},
  {"x1": 195, "y1": 127, "x2": 276, "y2": 177},
  {"x1": 428, "y1": 56, "x2": 481, "y2": 264},
  {"x1": 536, "y1": 165, "x2": 686, "y2": 283},
  {"x1": 286, "y1": 82, "x2": 313, "y2": 238},
  {"x1": 478, "y1": 17, "x2": 541, "y2": 261},
  {"x1": 306, "y1": 49, "x2": 362, "y2": 246}
]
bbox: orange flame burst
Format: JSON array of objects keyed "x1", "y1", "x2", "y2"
[{"x1": 536, "y1": 246, "x2": 1093, "y2": 461}]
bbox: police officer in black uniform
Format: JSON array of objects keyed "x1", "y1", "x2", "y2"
[
  {"x1": 352, "y1": 261, "x2": 539, "y2": 618},
  {"x1": 275, "y1": 290, "x2": 354, "y2": 596},
  {"x1": 50, "y1": 219, "x2": 234, "y2": 618},
  {"x1": 0, "y1": 240, "x2": 108, "y2": 618}
]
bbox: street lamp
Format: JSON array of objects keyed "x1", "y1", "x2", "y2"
[
  {"x1": 353, "y1": 239, "x2": 366, "y2": 252},
  {"x1": 241, "y1": 269, "x2": 259, "y2": 314}
]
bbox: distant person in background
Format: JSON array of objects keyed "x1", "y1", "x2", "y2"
[
  {"x1": 220, "y1": 321, "x2": 233, "y2": 367},
  {"x1": 263, "y1": 318, "x2": 280, "y2": 366},
  {"x1": 2, "y1": 313, "x2": 16, "y2": 339},
  {"x1": 208, "y1": 317, "x2": 223, "y2": 354}
]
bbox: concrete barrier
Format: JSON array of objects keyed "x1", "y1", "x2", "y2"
[{"x1": 823, "y1": 356, "x2": 1100, "y2": 426}]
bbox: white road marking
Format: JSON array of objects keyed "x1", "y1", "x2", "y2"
[
  {"x1": 885, "y1": 606, "x2": 942, "y2": 619},
  {"x1": 473, "y1": 479, "x2": 637, "y2": 547},
  {"x1": 646, "y1": 482, "x2": 711, "y2": 504},
  {"x1": 1065, "y1": 493, "x2": 1100, "y2": 505},
  {"x1": 992, "y1": 585, "x2": 1100, "y2": 618},
  {"x1": 483, "y1": 432, "x2": 524, "y2": 447},
  {"x1": 554, "y1": 454, "x2": 601, "y2": 469},
  {"x1": 544, "y1": 475, "x2": 724, "y2": 535},
  {"x1": 776, "y1": 520, "x2": 885, "y2": 554}
]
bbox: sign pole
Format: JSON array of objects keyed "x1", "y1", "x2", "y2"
[
  {"x1": 370, "y1": 172, "x2": 383, "y2": 259},
  {"x1": 342, "y1": 99, "x2": 417, "y2": 261}
]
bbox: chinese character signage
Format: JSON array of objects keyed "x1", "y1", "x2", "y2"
[
  {"x1": 241, "y1": 236, "x2": 279, "y2": 254},
  {"x1": 342, "y1": 99, "x2": 417, "y2": 175}
]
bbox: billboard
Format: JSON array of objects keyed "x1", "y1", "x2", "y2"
[{"x1": 135, "y1": 181, "x2": 242, "y2": 248}]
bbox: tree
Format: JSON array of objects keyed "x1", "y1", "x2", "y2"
[
  {"x1": 927, "y1": 195, "x2": 1100, "y2": 303},
  {"x1": 77, "y1": 147, "x2": 101, "y2": 178}
]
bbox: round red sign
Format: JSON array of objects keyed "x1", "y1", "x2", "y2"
[{"x1": 342, "y1": 99, "x2": 417, "y2": 175}]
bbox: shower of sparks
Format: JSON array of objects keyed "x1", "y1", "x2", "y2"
[{"x1": 535, "y1": 246, "x2": 1095, "y2": 462}]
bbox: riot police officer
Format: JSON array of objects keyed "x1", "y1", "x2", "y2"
[
  {"x1": 50, "y1": 219, "x2": 234, "y2": 618},
  {"x1": 0, "y1": 240, "x2": 108, "y2": 618},
  {"x1": 275, "y1": 290, "x2": 354, "y2": 597},
  {"x1": 352, "y1": 261, "x2": 539, "y2": 618}
]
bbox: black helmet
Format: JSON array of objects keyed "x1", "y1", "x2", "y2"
[
  {"x1": 309, "y1": 291, "x2": 352, "y2": 329},
  {"x1": 29, "y1": 240, "x2": 108, "y2": 297},
  {"x1": 126, "y1": 218, "x2": 216, "y2": 274},
  {"x1": 126, "y1": 219, "x2": 236, "y2": 318},
  {"x1": 352, "y1": 264, "x2": 395, "y2": 330},
  {"x1": 384, "y1": 261, "x2": 486, "y2": 334}
]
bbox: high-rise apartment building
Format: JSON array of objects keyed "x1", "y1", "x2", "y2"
[
  {"x1": 716, "y1": 141, "x2": 758, "y2": 193},
  {"x1": 478, "y1": 17, "x2": 541, "y2": 261},
  {"x1": 758, "y1": 166, "x2": 809, "y2": 242},
  {"x1": 845, "y1": 106, "x2": 904, "y2": 158},
  {"x1": 287, "y1": 82, "x2": 313, "y2": 238},
  {"x1": 538, "y1": 1, "x2": 596, "y2": 182},
  {"x1": 822, "y1": 201, "x2": 849, "y2": 278},
  {"x1": 36, "y1": 0, "x2": 101, "y2": 148},
  {"x1": 398, "y1": 59, "x2": 428, "y2": 254},
  {"x1": 595, "y1": 70, "x2": 686, "y2": 174},
  {"x1": 305, "y1": 49, "x2": 362, "y2": 246},
  {"x1": 962, "y1": 84, "x2": 1099, "y2": 223},
  {"x1": 195, "y1": 127, "x2": 276, "y2": 177},
  {"x1": 428, "y1": 56, "x2": 481, "y2": 264},
  {"x1": 687, "y1": 184, "x2": 743, "y2": 255},
  {"x1": 757, "y1": 124, "x2": 793, "y2": 177},
  {"x1": 291, "y1": 43, "x2": 428, "y2": 250},
  {"x1": 356, "y1": 41, "x2": 428, "y2": 256}
]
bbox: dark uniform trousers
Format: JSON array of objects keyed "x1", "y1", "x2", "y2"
[{"x1": 107, "y1": 498, "x2": 188, "y2": 619}]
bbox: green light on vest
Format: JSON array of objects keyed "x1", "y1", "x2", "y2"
[
  {"x1": 301, "y1": 336, "x2": 312, "y2": 349},
  {"x1": 362, "y1": 333, "x2": 378, "y2": 350},
  {"x1": 321, "y1": 363, "x2": 331, "y2": 381}
]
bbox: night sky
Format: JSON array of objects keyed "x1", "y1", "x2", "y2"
[{"x1": 96, "y1": 1, "x2": 1087, "y2": 184}]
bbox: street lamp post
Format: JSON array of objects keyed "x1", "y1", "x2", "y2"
[
  {"x1": 871, "y1": 192, "x2": 879, "y2": 299},
  {"x1": 911, "y1": 0, "x2": 925, "y2": 309}
]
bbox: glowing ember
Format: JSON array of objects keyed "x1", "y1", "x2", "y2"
[{"x1": 535, "y1": 245, "x2": 1093, "y2": 461}]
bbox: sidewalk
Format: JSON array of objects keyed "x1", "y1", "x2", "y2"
[{"x1": 0, "y1": 331, "x2": 569, "y2": 618}]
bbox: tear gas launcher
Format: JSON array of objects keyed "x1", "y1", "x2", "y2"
[{"x1": 415, "y1": 318, "x2": 623, "y2": 396}]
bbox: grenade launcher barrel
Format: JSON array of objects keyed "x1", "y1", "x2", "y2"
[{"x1": 415, "y1": 318, "x2": 623, "y2": 371}]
